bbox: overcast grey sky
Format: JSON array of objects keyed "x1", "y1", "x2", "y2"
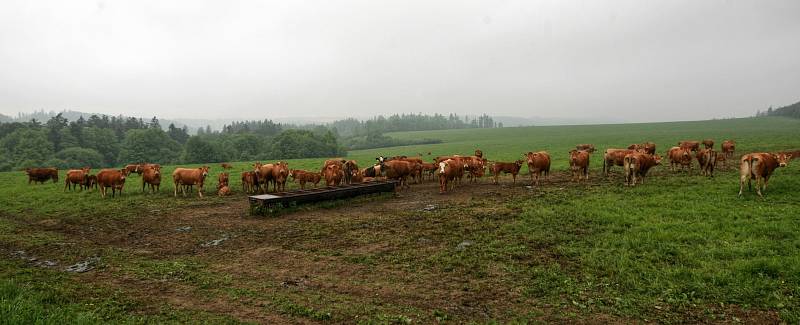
[{"x1": 1, "y1": 0, "x2": 799, "y2": 122}]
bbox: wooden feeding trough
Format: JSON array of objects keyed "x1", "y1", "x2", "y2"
[{"x1": 248, "y1": 180, "x2": 399, "y2": 213}]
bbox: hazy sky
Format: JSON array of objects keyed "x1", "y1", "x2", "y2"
[{"x1": 1, "y1": 0, "x2": 799, "y2": 121}]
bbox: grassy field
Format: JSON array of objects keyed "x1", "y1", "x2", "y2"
[{"x1": 1, "y1": 116, "x2": 799, "y2": 323}]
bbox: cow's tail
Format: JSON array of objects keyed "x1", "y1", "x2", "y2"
[{"x1": 739, "y1": 155, "x2": 753, "y2": 195}]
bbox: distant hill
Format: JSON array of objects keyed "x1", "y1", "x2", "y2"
[
  {"x1": 0, "y1": 113, "x2": 11, "y2": 123},
  {"x1": 766, "y1": 100, "x2": 800, "y2": 118},
  {"x1": 5, "y1": 110, "x2": 209, "y2": 133},
  {"x1": 492, "y1": 115, "x2": 624, "y2": 127}
]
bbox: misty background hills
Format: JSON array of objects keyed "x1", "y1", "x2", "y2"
[{"x1": 0, "y1": 110, "x2": 630, "y2": 134}]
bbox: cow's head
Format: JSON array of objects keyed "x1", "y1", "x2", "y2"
[
  {"x1": 375, "y1": 156, "x2": 386, "y2": 163},
  {"x1": 254, "y1": 162, "x2": 263, "y2": 170},
  {"x1": 774, "y1": 153, "x2": 791, "y2": 167},
  {"x1": 524, "y1": 152, "x2": 536, "y2": 164},
  {"x1": 653, "y1": 154, "x2": 663, "y2": 165},
  {"x1": 118, "y1": 169, "x2": 128, "y2": 181},
  {"x1": 514, "y1": 160, "x2": 524, "y2": 168}
]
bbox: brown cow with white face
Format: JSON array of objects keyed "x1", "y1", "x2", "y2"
[
  {"x1": 623, "y1": 153, "x2": 662, "y2": 186},
  {"x1": 437, "y1": 159, "x2": 462, "y2": 193},
  {"x1": 569, "y1": 150, "x2": 590, "y2": 181},
  {"x1": 668, "y1": 146, "x2": 693, "y2": 174},
  {"x1": 524, "y1": 151, "x2": 551, "y2": 186},
  {"x1": 738, "y1": 152, "x2": 792, "y2": 197},
  {"x1": 696, "y1": 148, "x2": 717, "y2": 177}
]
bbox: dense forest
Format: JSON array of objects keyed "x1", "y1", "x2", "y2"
[
  {"x1": 0, "y1": 112, "x2": 499, "y2": 171},
  {"x1": 758, "y1": 101, "x2": 800, "y2": 119}
]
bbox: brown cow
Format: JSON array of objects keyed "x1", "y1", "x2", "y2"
[
  {"x1": 678, "y1": 141, "x2": 700, "y2": 152},
  {"x1": 524, "y1": 151, "x2": 551, "y2": 186},
  {"x1": 569, "y1": 150, "x2": 590, "y2": 181},
  {"x1": 254, "y1": 163, "x2": 277, "y2": 193},
  {"x1": 241, "y1": 171, "x2": 259, "y2": 194},
  {"x1": 271, "y1": 162, "x2": 289, "y2": 192},
  {"x1": 603, "y1": 149, "x2": 636, "y2": 175},
  {"x1": 220, "y1": 163, "x2": 232, "y2": 170},
  {"x1": 142, "y1": 165, "x2": 161, "y2": 193},
  {"x1": 350, "y1": 168, "x2": 364, "y2": 183},
  {"x1": 342, "y1": 160, "x2": 359, "y2": 184},
  {"x1": 65, "y1": 168, "x2": 91, "y2": 191},
  {"x1": 576, "y1": 144, "x2": 596, "y2": 153},
  {"x1": 172, "y1": 166, "x2": 210, "y2": 198},
  {"x1": 702, "y1": 139, "x2": 714, "y2": 149},
  {"x1": 217, "y1": 172, "x2": 229, "y2": 190},
  {"x1": 86, "y1": 175, "x2": 98, "y2": 190},
  {"x1": 623, "y1": 153, "x2": 662, "y2": 186},
  {"x1": 437, "y1": 159, "x2": 462, "y2": 193},
  {"x1": 26, "y1": 168, "x2": 59, "y2": 184},
  {"x1": 739, "y1": 152, "x2": 792, "y2": 197},
  {"x1": 381, "y1": 160, "x2": 415, "y2": 189},
  {"x1": 668, "y1": 146, "x2": 693, "y2": 173},
  {"x1": 465, "y1": 157, "x2": 485, "y2": 183},
  {"x1": 721, "y1": 140, "x2": 736, "y2": 159},
  {"x1": 288, "y1": 169, "x2": 309, "y2": 189},
  {"x1": 124, "y1": 164, "x2": 144, "y2": 175},
  {"x1": 715, "y1": 151, "x2": 728, "y2": 170},
  {"x1": 491, "y1": 160, "x2": 523, "y2": 185},
  {"x1": 323, "y1": 164, "x2": 344, "y2": 186},
  {"x1": 96, "y1": 168, "x2": 127, "y2": 198},
  {"x1": 474, "y1": 149, "x2": 483, "y2": 158},
  {"x1": 218, "y1": 186, "x2": 231, "y2": 196},
  {"x1": 696, "y1": 148, "x2": 717, "y2": 177},
  {"x1": 421, "y1": 162, "x2": 438, "y2": 180}
]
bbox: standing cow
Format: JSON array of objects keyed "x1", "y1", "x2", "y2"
[
  {"x1": 738, "y1": 152, "x2": 792, "y2": 197},
  {"x1": 721, "y1": 140, "x2": 736, "y2": 159},
  {"x1": 96, "y1": 168, "x2": 127, "y2": 198},
  {"x1": 678, "y1": 141, "x2": 700, "y2": 152},
  {"x1": 569, "y1": 150, "x2": 590, "y2": 181},
  {"x1": 490, "y1": 160, "x2": 523, "y2": 185},
  {"x1": 696, "y1": 148, "x2": 717, "y2": 177},
  {"x1": 702, "y1": 139, "x2": 714, "y2": 149},
  {"x1": 142, "y1": 165, "x2": 161, "y2": 193},
  {"x1": 381, "y1": 160, "x2": 415, "y2": 189},
  {"x1": 323, "y1": 164, "x2": 344, "y2": 186},
  {"x1": 623, "y1": 153, "x2": 662, "y2": 186},
  {"x1": 172, "y1": 166, "x2": 210, "y2": 198},
  {"x1": 65, "y1": 168, "x2": 91, "y2": 191},
  {"x1": 241, "y1": 171, "x2": 259, "y2": 194},
  {"x1": 668, "y1": 146, "x2": 693, "y2": 173},
  {"x1": 603, "y1": 149, "x2": 636, "y2": 175},
  {"x1": 525, "y1": 151, "x2": 551, "y2": 186},
  {"x1": 26, "y1": 168, "x2": 59, "y2": 184},
  {"x1": 271, "y1": 162, "x2": 289, "y2": 192}
]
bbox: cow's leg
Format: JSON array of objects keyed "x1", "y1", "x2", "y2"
[
  {"x1": 174, "y1": 181, "x2": 179, "y2": 197},
  {"x1": 755, "y1": 176, "x2": 764, "y2": 197}
]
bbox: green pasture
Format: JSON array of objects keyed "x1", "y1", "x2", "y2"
[{"x1": 1, "y1": 116, "x2": 800, "y2": 323}]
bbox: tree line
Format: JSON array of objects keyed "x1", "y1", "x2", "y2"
[
  {"x1": 0, "y1": 112, "x2": 501, "y2": 172},
  {"x1": 757, "y1": 101, "x2": 800, "y2": 119}
]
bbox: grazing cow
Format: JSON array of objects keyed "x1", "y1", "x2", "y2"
[
  {"x1": 491, "y1": 160, "x2": 523, "y2": 185},
  {"x1": 437, "y1": 159, "x2": 461, "y2": 193},
  {"x1": 623, "y1": 153, "x2": 662, "y2": 186},
  {"x1": 271, "y1": 162, "x2": 289, "y2": 192},
  {"x1": 221, "y1": 163, "x2": 233, "y2": 170},
  {"x1": 323, "y1": 164, "x2": 344, "y2": 186},
  {"x1": 26, "y1": 168, "x2": 59, "y2": 184},
  {"x1": 65, "y1": 168, "x2": 91, "y2": 191},
  {"x1": 668, "y1": 146, "x2": 693, "y2": 173},
  {"x1": 218, "y1": 186, "x2": 231, "y2": 196},
  {"x1": 124, "y1": 164, "x2": 144, "y2": 175},
  {"x1": 702, "y1": 139, "x2": 714, "y2": 149},
  {"x1": 142, "y1": 165, "x2": 161, "y2": 193},
  {"x1": 96, "y1": 168, "x2": 127, "y2": 198},
  {"x1": 217, "y1": 172, "x2": 229, "y2": 190},
  {"x1": 172, "y1": 166, "x2": 210, "y2": 198},
  {"x1": 603, "y1": 149, "x2": 636, "y2": 175},
  {"x1": 569, "y1": 150, "x2": 590, "y2": 181},
  {"x1": 576, "y1": 144, "x2": 596, "y2": 153},
  {"x1": 86, "y1": 175, "x2": 98, "y2": 190},
  {"x1": 739, "y1": 152, "x2": 792, "y2": 197},
  {"x1": 381, "y1": 160, "x2": 415, "y2": 189},
  {"x1": 524, "y1": 151, "x2": 551, "y2": 186},
  {"x1": 343, "y1": 160, "x2": 359, "y2": 184},
  {"x1": 241, "y1": 171, "x2": 259, "y2": 194},
  {"x1": 721, "y1": 140, "x2": 736, "y2": 159},
  {"x1": 678, "y1": 141, "x2": 700, "y2": 152},
  {"x1": 696, "y1": 148, "x2": 717, "y2": 177}
]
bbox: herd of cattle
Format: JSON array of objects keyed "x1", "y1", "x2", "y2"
[{"x1": 23, "y1": 138, "x2": 797, "y2": 199}]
